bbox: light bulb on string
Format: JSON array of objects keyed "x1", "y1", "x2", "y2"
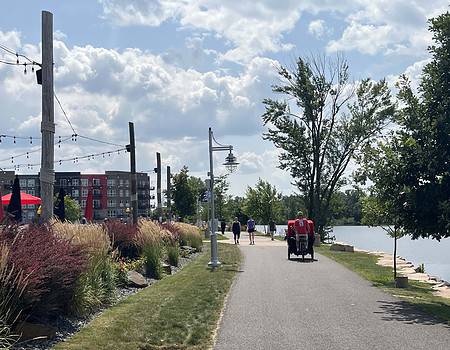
[
  {"x1": 13, "y1": 136, "x2": 16, "y2": 144},
  {"x1": 24, "y1": 63, "x2": 27, "y2": 75},
  {"x1": 15, "y1": 53, "x2": 18, "y2": 64},
  {"x1": 29, "y1": 136, "x2": 32, "y2": 144}
]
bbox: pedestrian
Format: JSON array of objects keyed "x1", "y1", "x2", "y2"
[
  {"x1": 269, "y1": 219, "x2": 276, "y2": 241},
  {"x1": 247, "y1": 217, "x2": 256, "y2": 245},
  {"x1": 220, "y1": 219, "x2": 226, "y2": 235},
  {"x1": 232, "y1": 217, "x2": 241, "y2": 244}
]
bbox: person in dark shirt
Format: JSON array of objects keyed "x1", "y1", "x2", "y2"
[
  {"x1": 269, "y1": 219, "x2": 276, "y2": 241},
  {"x1": 220, "y1": 219, "x2": 226, "y2": 235},
  {"x1": 231, "y1": 217, "x2": 241, "y2": 244}
]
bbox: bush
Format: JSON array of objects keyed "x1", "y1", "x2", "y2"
[
  {"x1": 166, "y1": 243, "x2": 180, "y2": 267},
  {"x1": 52, "y1": 221, "x2": 117, "y2": 315},
  {"x1": 114, "y1": 257, "x2": 146, "y2": 287},
  {"x1": 0, "y1": 244, "x2": 24, "y2": 348},
  {"x1": 174, "y1": 223, "x2": 203, "y2": 251},
  {"x1": 104, "y1": 220, "x2": 139, "y2": 259},
  {"x1": 0, "y1": 225, "x2": 86, "y2": 319}
]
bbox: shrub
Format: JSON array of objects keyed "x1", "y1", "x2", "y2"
[
  {"x1": 166, "y1": 243, "x2": 180, "y2": 267},
  {"x1": 0, "y1": 244, "x2": 24, "y2": 348},
  {"x1": 52, "y1": 221, "x2": 117, "y2": 315},
  {"x1": 174, "y1": 223, "x2": 203, "y2": 251},
  {"x1": 104, "y1": 220, "x2": 139, "y2": 259},
  {"x1": 114, "y1": 257, "x2": 146, "y2": 287},
  {"x1": 0, "y1": 224, "x2": 87, "y2": 319}
]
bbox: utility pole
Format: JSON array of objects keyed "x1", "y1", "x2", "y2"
[
  {"x1": 128, "y1": 122, "x2": 138, "y2": 224},
  {"x1": 156, "y1": 152, "x2": 162, "y2": 216},
  {"x1": 208, "y1": 127, "x2": 219, "y2": 267},
  {"x1": 40, "y1": 11, "x2": 55, "y2": 222},
  {"x1": 166, "y1": 165, "x2": 171, "y2": 221}
]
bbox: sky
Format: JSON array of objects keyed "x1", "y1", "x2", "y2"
[{"x1": 0, "y1": 0, "x2": 448, "y2": 196}]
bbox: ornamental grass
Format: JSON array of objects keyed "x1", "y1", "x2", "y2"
[
  {"x1": 52, "y1": 220, "x2": 117, "y2": 315},
  {"x1": 174, "y1": 222, "x2": 203, "y2": 251}
]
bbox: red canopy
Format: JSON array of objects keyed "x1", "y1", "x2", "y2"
[{"x1": 1, "y1": 192, "x2": 42, "y2": 205}]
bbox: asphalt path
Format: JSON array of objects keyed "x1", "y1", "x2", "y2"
[{"x1": 214, "y1": 233, "x2": 450, "y2": 350}]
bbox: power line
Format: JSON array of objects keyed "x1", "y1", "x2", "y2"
[
  {"x1": 0, "y1": 43, "x2": 40, "y2": 65},
  {"x1": 54, "y1": 91, "x2": 77, "y2": 134},
  {"x1": 77, "y1": 134, "x2": 125, "y2": 148}
]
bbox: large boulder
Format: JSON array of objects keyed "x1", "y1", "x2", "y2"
[
  {"x1": 126, "y1": 270, "x2": 148, "y2": 288},
  {"x1": 330, "y1": 243, "x2": 354, "y2": 252},
  {"x1": 162, "y1": 262, "x2": 172, "y2": 275}
]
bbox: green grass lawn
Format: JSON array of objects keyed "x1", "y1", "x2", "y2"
[
  {"x1": 316, "y1": 245, "x2": 450, "y2": 324},
  {"x1": 55, "y1": 244, "x2": 242, "y2": 350}
]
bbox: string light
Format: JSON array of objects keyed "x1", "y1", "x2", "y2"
[{"x1": 1, "y1": 147, "x2": 127, "y2": 171}]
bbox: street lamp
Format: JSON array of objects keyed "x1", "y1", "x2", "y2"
[{"x1": 208, "y1": 127, "x2": 239, "y2": 268}]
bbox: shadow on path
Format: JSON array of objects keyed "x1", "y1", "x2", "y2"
[{"x1": 375, "y1": 300, "x2": 450, "y2": 328}]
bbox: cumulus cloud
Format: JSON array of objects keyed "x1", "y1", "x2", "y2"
[
  {"x1": 326, "y1": 0, "x2": 449, "y2": 56},
  {"x1": 308, "y1": 19, "x2": 330, "y2": 38}
]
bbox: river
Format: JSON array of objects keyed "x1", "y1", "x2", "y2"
[{"x1": 256, "y1": 224, "x2": 450, "y2": 282}]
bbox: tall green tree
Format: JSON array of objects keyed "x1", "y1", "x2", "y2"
[
  {"x1": 171, "y1": 166, "x2": 196, "y2": 219},
  {"x1": 280, "y1": 194, "x2": 305, "y2": 222},
  {"x1": 244, "y1": 179, "x2": 283, "y2": 228},
  {"x1": 262, "y1": 55, "x2": 396, "y2": 237},
  {"x1": 391, "y1": 12, "x2": 450, "y2": 240},
  {"x1": 64, "y1": 195, "x2": 81, "y2": 222}
]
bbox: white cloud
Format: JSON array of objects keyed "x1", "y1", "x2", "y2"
[
  {"x1": 308, "y1": 19, "x2": 330, "y2": 38},
  {"x1": 326, "y1": 0, "x2": 449, "y2": 56}
]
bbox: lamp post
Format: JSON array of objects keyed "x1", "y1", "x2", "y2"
[{"x1": 208, "y1": 127, "x2": 239, "y2": 268}]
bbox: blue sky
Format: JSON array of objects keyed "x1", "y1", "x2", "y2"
[{"x1": 0, "y1": 1, "x2": 448, "y2": 195}]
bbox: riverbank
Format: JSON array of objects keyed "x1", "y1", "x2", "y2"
[{"x1": 316, "y1": 245, "x2": 450, "y2": 324}]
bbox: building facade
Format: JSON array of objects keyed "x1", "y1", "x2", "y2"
[{"x1": 0, "y1": 170, "x2": 152, "y2": 222}]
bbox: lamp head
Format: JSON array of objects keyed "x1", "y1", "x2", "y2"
[{"x1": 223, "y1": 151, "x2": 239, "y2": 173}]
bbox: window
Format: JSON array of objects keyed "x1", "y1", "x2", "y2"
[
  {"x1": 107, "y1": 179, "x2": 115, "y2": 186},
  {"x1": 72, "y1": 189, "x2": 79, "y2": 197},
  {"x1": 119, "y1": 190, "x2": 123, "y2": 197},
  {"x1": 27, "y1": 179, "x2": 35, "y2": 187},
  {"x1": 27, "y1": 204, "x2": 35, "y2": 209},
  {"x1": 93, "y1": 189, "x2": 101, "y2": 196},
  {"x1": 26, "y1": 189, "x2": 35, "y2": 196},
  {"x1": 72, "y1": 179, "x2": 79, "y2": 186},
  {"x1": 125, "y1": 190, "x2": 129, "y2": 197},
  {"x1": 119, "y1": 200, "x2": 124, "y2": 207},
  {"x1": 119, "y1": 179, "x2": 123, "y2": 186},
  {"x1": 107, "y1": 189, "x2": 116, "y2": 196},
  {"x1": 81, "y1": 200, "x2": 86, "y2": 208},
  {"x1": 93, "y1": 178, "x2": 101, "y2": 186},
  {"x1": 81, "y1": 179, "x2": 89, "y2": 187},
  {"x1": 93, "y1": 199, "x2": 101, "y2": 209},
  {"x1": 108, "y1": 199, "x2": 116, "y2": 208},
  {"x1": 82, "y1": 189, "x2": 88, "y2": 197},
  {"x1": 20, "y1": 179, "x2": 27, "y2": 188},
  {"x1": 60, "y1": 179, "x2": 67, "y2": 187},
  {"x1": 124, "y1": 179, "x2": 130, "y2": 186},
  {"x1": 108, "y1": 210, "x2": 116, "y2": 217}
]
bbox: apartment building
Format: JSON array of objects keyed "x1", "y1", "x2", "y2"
[{"x1": 0, "y1": 170, "x2": 152, "y2": 222}]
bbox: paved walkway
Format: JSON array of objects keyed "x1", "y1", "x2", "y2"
[{"x1": 215, "y1": 234, "x2": 450, "y2": 350}]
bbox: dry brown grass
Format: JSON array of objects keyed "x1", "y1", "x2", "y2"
[{"x1": 52, "y1": 220, "x2": 111, "y2": 258}]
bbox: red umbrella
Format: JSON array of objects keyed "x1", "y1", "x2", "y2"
[
  {"x1": 1, "y1": 192, "x2": 42, "y2": 205},
  {"x1": 0, "y1": 188, "x2": 4, "y2": 221},
  {"x1": 84, "y1": 189, "x2": 93, "y2": 221}
]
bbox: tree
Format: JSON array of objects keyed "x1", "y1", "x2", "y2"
[
  {"x1": 171, "y1": 166, "x2": 196, "y2": 219},
  {"x1": 262, "y1": 55, "x2": 396, "y2": 238},
  {"x1": 391, "y1": 12, "x2": 450, "y2": 240},
  {"x1": 225, "y1": 196, "x2": 248, "y2": 224},
  {"x1": 280, "y1": 194, "x2": 305, "y2": 222},
  {"x1": 64, "y1": 195, "x2": 81, "y2": 222},
  {"x1": 244, "y1": 179, "x2": 283, "y2": 230},
  {"x1": 214, "y1": 175, "x2": 229, "y2": 220},
  {"x1": 329, "y1": 189, "x2": 365, "y2": 225}
]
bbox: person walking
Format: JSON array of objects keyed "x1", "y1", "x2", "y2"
[
  {"x1": 269, "y1": 219, "x2": 276, "y2": 241},
  {"x1": 232, "y1": 217, "x2": 241, "y2": 244},
  {"x1": 247, "y1": 217, "x2": 256, "y2": 245},
  {"x1": 220, "y1": 219, "x2": 226, "y2": 236}
]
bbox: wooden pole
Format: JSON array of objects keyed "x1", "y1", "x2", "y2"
[
  {"x1": 128, "y1": 122, "x2": 138, "y2": 224},
  {"x1": 156, "y1": 152, "x2": 162, "y2": 215},
  {"x1": 40, "y1": 11, "x2": 55, "y2": 222},
  {"x1": 166, "y1": 165, "x2": 171, "y2": 220}
]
